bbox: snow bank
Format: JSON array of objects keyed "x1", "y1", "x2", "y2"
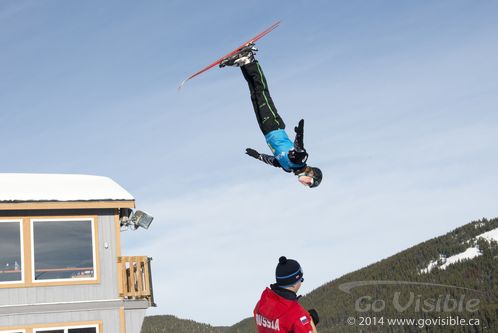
[
  {"x1": 420, "y1": 260, "x2": 439, "y2": 274},
  {"x1": 438, "y1": 247, "x2": 481, "y2": 270},
  {"x1": 420, "y1": 226, "x2": 498, "y2": 274},
  {"x1": 477, "y1": 227, "x2": 498, "y2": 243}
]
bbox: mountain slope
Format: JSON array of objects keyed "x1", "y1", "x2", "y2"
[{"x1": 142, "y1": 217, "x2": 498, "y2": 333}]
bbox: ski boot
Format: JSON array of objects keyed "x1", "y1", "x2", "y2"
[{"x1": 219, "y1": 43, "x2": 258, "y2": 68}]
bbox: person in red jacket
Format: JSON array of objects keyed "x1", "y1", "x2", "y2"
[{"x1": 254, "y1": 256, "x2": 319, "y2": 333}]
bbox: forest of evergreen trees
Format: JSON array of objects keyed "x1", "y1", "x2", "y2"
[{"x1": 141, "y1": 217, "x2": 498, "y2": 333}]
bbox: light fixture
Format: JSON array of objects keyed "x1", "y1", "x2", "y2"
[
  {"x1": 120, "y1": 209, "x2": 153, "y2": 231},
  {"x1": 130, "y1": 210, "x2": 154, "y2": 230}
]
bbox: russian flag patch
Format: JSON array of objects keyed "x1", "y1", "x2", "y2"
[{"x1": 300, "y1": 315, "x2": 309, "y2": 325}]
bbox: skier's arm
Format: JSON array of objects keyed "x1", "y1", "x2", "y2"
[
  {"x1": 288, "y1": 119, "x2": 309, "y2": 164},
  {"x1": 245, "y1": 148, "x2": 281, "y2": 168},
  {"x1": 294, "y1": 119, "x2": 305, "y2": 152}
]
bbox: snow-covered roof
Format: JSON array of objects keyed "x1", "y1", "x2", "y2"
[{"x1": 0, "y1": 174, "x2": 134, "y2": 203}]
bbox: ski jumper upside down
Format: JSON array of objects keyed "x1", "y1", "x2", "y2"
[{"x1": 220, "y1": 45, "x2": 322, "y2": 188}]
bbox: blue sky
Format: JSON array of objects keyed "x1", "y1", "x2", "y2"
[{"x1": 2, "y1": 0, "x2": 498, "y2": 326}]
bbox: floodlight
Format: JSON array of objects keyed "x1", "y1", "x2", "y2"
[
  {"x1": 119, "y1": 208, "x2": 132, "y2": 222},
  {"x1": 130, "y1": 210, "x2": 154, "y2": 230}
]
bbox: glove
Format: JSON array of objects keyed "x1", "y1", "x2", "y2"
[
  {"x1": 294, "y1": 119, "x2": 305, "y2": 152},
  {"x1": 308, "y1": 309, "x2": 320, "y2": 325},
  {"x1": 294, "y1": 119, "x2": 304, "y2": 135},
  {"x1": 288, "y1": 148, "x2": 308, "y2": 164},
  {"x1": 245, "y1": 148, "x2": 260, "y2": 159}
]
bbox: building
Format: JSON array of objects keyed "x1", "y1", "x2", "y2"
[{"x1": 0, "y1": 174, "x2": 154, "y2": 333}]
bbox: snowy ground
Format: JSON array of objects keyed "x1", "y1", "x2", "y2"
[{"x1": 420, "y1": 226, "x2": 498, "y2": 274}]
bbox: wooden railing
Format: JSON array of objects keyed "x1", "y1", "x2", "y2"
[{"x1": 118, "y1": 256, "x2": 155, "y2": 306}]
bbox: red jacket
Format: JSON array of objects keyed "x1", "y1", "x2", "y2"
[{"x1": 254, "y1": 287, "x2": 313, "y2": 333}]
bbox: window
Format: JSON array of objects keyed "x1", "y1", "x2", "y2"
[
  {"x1": 0, "y1": 220, "x2": 23, "y2": 283},
  {"x1": 31, "y1": 218, "x2": 96, "y2": 282},
  {"x1": 34, "y1": 325, "x2": 97, "y2": 333},
  {"x1": 67, "y1": 329, "x2": 97, "y2": 333}
]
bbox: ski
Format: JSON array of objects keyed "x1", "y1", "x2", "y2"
[{"x1": 178, "y1": 21, "x2": 281, "y2": 90}]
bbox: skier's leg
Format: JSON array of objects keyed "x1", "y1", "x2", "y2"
[
  {"x1": 241, "y1": 68, "x2": 264, "y2": 127},
  {"x1": 241, "y1": 61, "x2": 285, "y2": 135}
]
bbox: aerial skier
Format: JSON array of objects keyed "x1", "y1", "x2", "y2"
[{"x1": 220, "y1": 44, "x2": 323, "y2": 188}]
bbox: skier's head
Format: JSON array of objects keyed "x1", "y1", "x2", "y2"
[
  {"x1": 275, "y1": 256, "x2": 303, "y2": 291},
  {"x1": 297, "y1": 166, "x2": 322, "y2": 188}
]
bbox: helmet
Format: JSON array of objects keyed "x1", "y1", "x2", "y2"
[
  {"x1": 309, "y1": 167, "x2": 322, "y2": 188},
  {"x1": 297, "y1": 166, "x2": 322, "y2": 188}
]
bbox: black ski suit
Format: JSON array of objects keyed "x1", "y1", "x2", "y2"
[{"x1": 242, "y1": 61, "x2": 308, "y2": 173}]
